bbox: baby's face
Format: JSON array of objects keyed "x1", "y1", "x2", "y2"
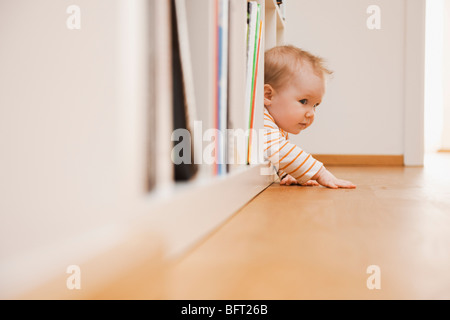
[{"x1": 266, "y1": 65, "x2": 325, "y2": 135}]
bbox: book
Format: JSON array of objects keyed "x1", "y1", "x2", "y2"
[
  {"x1": 245, "y1": 2, "x2": 262, "y2": 164},
  {"x1": 146, "y1": 0, "x2": 156, "y2": 191},
  {"x1": 248, "y1": 16, "x2": 263, "y2": 165},
  {"x1": 174, "y1": 0, "x2": 199, "y2": 138},
  {"x1": 215, "y1": 0, "x2": 230, "y2": 176},
  {"x1": 171, "y1": 0, "x2": 199, "y2": 181},
  {"x1": 244, "y1": 1, "x2": 258, "y2": 165}
]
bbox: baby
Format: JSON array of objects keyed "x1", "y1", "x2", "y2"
[{"x1": 264, "y1": 45, "x2": 356, "y2": 189}]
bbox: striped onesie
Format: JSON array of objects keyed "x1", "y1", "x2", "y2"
[{"x1": 264, "y1": 108, "x2": 323, "y2": 184}]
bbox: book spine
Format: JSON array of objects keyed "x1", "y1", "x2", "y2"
[
  {"x1": 247, "y1": 3, "x2": 261, "y2": 164},
  {"x1": 244, "y1": 1, "x2": 258, "y2": 164},
  {"x1": 217, "y1": 0, "x2": 229, "y2": 175},
  {"x1": 248, "y1": 17, "x2": 263, "y2": 164},
  {"x1": 213, "y1": 0, "x2": 219, "y2": 175}
]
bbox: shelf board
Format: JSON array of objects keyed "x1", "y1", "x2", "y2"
[
  {"x1": 148, "y1": 162, "x2": 275, "y2": 258},
  {"x1": 10, "y1": 163, "x2": 275, "y2": 299}
]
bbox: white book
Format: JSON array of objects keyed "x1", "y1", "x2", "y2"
[
  {"x1": 227, "y1": 0, "x2": 249, "y2": 170},
  {"x1": 244, "y1": 1, "x2": 258, "y2": 162},
  {"x1": 173, "y1": 0, "x2": 199, "y2": 180},
  {"x1": 174, "y1": 0, "x2": 198, "y2": 133},
  {"x1": 217, "y1": 0, "x2": 229, "y2": 175}
]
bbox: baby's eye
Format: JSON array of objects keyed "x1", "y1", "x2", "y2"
[{"x1": 299, "y1": 99, "x2": 308, "y2": 105}]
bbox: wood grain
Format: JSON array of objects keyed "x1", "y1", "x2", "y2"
[
  {"x1": 164, "y1": 153, "x2": 450, "y2": 299},
  {"x1": 19, "y1": 154, "x2": 450, "y2": 299}
]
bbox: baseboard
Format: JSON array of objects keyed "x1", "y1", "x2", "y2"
[{"x1": 312, "y1": 155, "x2": 404, "y2": 166}]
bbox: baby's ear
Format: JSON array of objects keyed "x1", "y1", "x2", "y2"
[{"x1": 264, "y1": 84, "x2": 274, "y2": 106}]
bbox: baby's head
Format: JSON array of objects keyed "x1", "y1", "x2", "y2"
[{"x1": 264, "y1": 45, "x2": 333, "y2": 134}]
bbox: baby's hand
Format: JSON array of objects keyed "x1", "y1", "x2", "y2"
[
  {"x1": 301, "y1": 180, "x2": 320, "y2": 187},
  {"x1": 312, "y1": 167, "x2": 356, "y2": 189},
  {"x1": 280, "y1": 174, "x2": 298, "y2": 186},
  {"x1": 280, "y1": 174, "x2": 319, "y2": 187}
]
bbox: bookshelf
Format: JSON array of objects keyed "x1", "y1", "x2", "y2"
[
  {"x1": 265, "y1": 0, "x2": 286, "y2": 49},
  {"x1": 152, "y1": 0, "x2": 286, "y2": 256},
  {"x1": 149, "y1": 0, "x2": 289, "y2": 258},
  {"x1": 10, "y1": 0, "x2": 288, "y2": 299}
]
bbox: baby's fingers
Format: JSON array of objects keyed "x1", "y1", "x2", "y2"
[
  {"x1": 336, "y1": 179, "x2": 357, "y2": 189},
  {"x1": 280, "y1": 175, "x2": 298, "y2": 186},
  {"x1": 301, "y1": 180, "x2": 320, "y2": 187},
  {"x1": 316, "y1": 178, "x2": 338, "y2": 189},
  {"x1": 327, "y1": 183, "x2": 339, "y2": 189}
]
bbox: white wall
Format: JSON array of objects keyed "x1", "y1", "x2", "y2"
[
  {"x1": 0, "y1": 0, "x2": 157, "y2": 297},
  {"x1": 425, "y1": 0, "x2": 445, "y2": 152},
  {"x1": 442, "y1": 0, "x2": 450, "y2": 150},
  {"x1": 284, "y1": 0, "x2": 408, "y2": 156}
]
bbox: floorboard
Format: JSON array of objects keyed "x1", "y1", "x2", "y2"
[{"x1": 163, "y1": 153, "x2": 450, "y2": 299}]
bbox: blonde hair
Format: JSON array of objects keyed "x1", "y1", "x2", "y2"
[{"x1": 264, "y1": 45, "x2": 333, "y2": 90}]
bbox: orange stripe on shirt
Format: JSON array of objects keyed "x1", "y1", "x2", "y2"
[
  {"x1": 289, "y1": 154, "x2": 311, "y2": 176},
  {"x1": 269, "y1": 141, "x2": 289, "y2": 160},
  {"x1": 295, "y1": 160, "x2": 317, "y2": 180},
  {"x1": 264, "y1": 138, "x2": 281, "y2": 152},
  {"x1": 278, "y1": 145, "x2": 296, "y2": 164},
  {"x1": 264, "y1": 125, "x2": 275, "y2": 129},
  {"x1": 264, "y1": 112, "x2": 275, "y2": 122},
  {"x1": 265, "y1": 137, "x2": 281, "y2": 145},
  {"x1": 280, "y1": 150, "x2": 304, "y2": 171}
]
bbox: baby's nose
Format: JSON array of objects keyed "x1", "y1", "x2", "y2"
[{"x1": 305, "y1": 110, "x2": 315, "y2": 118}]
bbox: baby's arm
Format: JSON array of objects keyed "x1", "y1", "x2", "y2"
[
  {"x1": 265, "y1": 135, "x2": 323, "y2": 185},
  {"x1": 266, "y1": 136, "x2": 355, "y2": 189},
  {"x1": 264, "y1": 112, "x2": 355, "y2": 189}
]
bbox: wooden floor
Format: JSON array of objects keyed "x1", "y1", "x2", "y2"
[{"x1": 162, "y1": 153, "x2": 450, "y2": 300}]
